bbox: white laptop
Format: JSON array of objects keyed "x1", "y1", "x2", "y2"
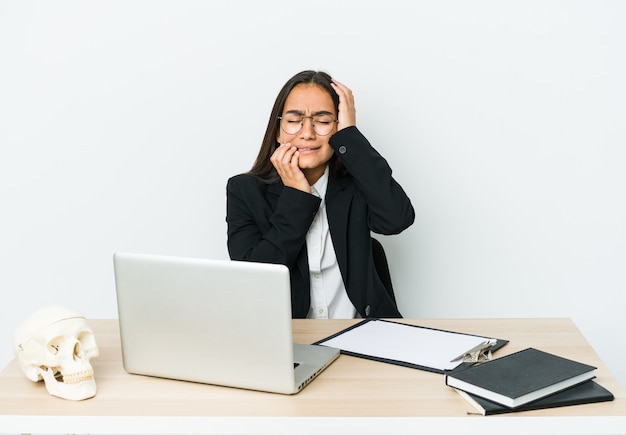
[{"x1": 113, "y1": 252, "x2": 339, "y2": 394}]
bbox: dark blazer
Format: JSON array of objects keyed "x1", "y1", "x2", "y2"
[{"x1": 226, "y1": 127, "x2": 415, "y2": 318}]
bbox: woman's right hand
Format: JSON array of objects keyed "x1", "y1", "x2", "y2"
[{"x1": 270, "y1": 143, "x2": 311, "y2": 193}]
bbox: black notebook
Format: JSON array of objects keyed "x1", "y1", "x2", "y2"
[
  {"x1": 454, "y1": 380, "x2": 613, "y2": 415},
  {"x1": 445, "y1": 348, "x2": 597, "y2": 408}
]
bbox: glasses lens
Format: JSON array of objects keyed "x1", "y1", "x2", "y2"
[
  {"x1": 280, "y1": 116, "x2": 303, "y2": 135},
  {"x1": 312, "y1": 115, "x2": 335, "y2": 135}
]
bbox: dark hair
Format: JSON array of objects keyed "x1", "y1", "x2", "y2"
[{"x1": 246, "y1": 70, "x2": 345, "y2": 182}]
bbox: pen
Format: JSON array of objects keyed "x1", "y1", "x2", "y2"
[{"x1": 450, "y1": 339, "x2": 496, "y2": 363}]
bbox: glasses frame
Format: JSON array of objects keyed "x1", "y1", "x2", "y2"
[{"x1": 278, "y1": 115, "x2": 338, "y2": 136}]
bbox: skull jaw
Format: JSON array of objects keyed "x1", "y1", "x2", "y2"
[{"x1": 40, "y1": 367, "x2": 97, "y2": 400}]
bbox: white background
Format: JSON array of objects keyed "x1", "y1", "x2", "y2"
[{"x1": 1, "y1": 0, "x2": 625, "y2": 389}]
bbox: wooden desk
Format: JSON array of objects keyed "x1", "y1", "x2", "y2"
[{"x1": 1, "y1": 318, "x2": 625, "y2": 434}]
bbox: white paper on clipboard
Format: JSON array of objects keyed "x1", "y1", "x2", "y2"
[{"x1": 317, "y1": 319, "x2": 497, "y2": 372}]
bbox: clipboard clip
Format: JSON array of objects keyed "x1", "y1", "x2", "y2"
[{"x1": 450, "y1": 339, "x2": 497, "y2": 363}]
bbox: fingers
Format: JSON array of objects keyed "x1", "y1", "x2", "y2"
[
  {"x1": 331, "y1": 79, "x2": 354, "y2": 104},
  {"x1": 270, "y1": 143, "x2": 299, "y2": 175},
  {"x1": 270, "y1": 143, "x2": 310, "y2": 192},
  {"x1": 331, "y1": 78, "x2": 356, "y2": 129}
]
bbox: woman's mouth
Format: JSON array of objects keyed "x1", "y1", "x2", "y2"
[{"x1": 296, "y1": 146, "x2": 320, "y2": 153}]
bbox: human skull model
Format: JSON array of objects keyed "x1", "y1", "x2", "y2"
[{"x1": 13, "y1": 305, "x2": 99, "y2": 400}]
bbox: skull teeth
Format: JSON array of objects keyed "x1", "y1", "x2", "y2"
[{"x1": 59, "y1": 370, "x2": 95, "y2": 384}]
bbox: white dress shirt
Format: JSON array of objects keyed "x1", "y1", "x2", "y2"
[{"x1": 306, "y1": 167, "x2": 357, "y2": 319}]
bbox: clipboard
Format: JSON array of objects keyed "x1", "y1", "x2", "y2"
[{"x1": 314, "y1": 318, "x2": 509, "y2": 374}]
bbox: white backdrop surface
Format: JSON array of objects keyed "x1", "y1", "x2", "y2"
[{"x1": 1, "y1": 1, "x2": 625, "y2": 388}]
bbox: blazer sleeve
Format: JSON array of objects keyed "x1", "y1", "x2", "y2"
[
  {"x1": 226, "y1": 175, "x2": 320, "y2": 269},
  {"x1": 329, "y1": 126, "x2": 415, "y2": 234}
]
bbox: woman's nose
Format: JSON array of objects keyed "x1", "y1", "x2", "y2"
[{"x1": 300, "y1": 117, "x2": 316, "y2": 138}]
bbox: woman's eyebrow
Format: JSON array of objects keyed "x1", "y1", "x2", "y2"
[
  {"x1": 283, "y1": 109, "x2": 335, "y2": 116},
  {"x1": 284, "y1": 109, "x2": 305, "y2": 116}
]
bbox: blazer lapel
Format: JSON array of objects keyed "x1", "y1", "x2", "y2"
[{"x1": 326, "y1": 175, "x2": 351, "y2": 276}]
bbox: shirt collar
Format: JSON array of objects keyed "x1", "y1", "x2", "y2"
[{"x1": 310, "y1": 165, "x2": 330, "y2": 199}]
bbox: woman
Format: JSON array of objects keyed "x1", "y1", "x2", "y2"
[{"x1": 226, "y1": 70, "x2": 414, "y2": 319}]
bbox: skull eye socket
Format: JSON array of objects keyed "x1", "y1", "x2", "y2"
[
  {"x1": 46, "y1": 337, "x2": 64, "y2": 356},
  {"x1": 77, "y1": 332, "x2": 96, "y2": 355}
]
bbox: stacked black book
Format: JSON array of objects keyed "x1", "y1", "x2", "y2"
[{"x1": 445, "y1": 348, "x2": 614, "y2": 415}]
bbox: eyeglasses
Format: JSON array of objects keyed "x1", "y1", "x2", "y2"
[{"x1": 278, "y1": 114, "x2": 338, "y2": 136}]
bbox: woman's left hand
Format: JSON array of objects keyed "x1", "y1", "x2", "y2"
[{"x1": 331, "y1": 78, "x2": 356, "y2": 131}]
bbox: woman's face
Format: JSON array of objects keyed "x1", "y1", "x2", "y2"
[{"x1": 276, "y1": 83, "x2": 337, "y2": 184}]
